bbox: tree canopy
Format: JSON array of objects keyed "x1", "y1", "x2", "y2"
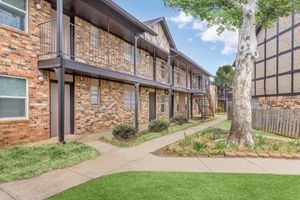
[
  {"x1": 215, "y1": 65, "x2": 234, "y2": 87},
  {"x1": 164, "y1": 0, "x2": 300, "y2": 33}
]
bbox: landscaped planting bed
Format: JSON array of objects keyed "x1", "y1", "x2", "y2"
[
  {"x1": 161, "y1": 128, "x2": 300, "y2": 159},
  {"x1": 0, "y1": 141, "x2": 98, "y2": 182},
  {"x1": 99, "y1": 117, "x2": 214, "y2": 147}
]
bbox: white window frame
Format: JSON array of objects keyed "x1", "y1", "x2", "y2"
[
  {"x1": 124, "y1": 85, "x2": 135, "y2": 109},
  {"x1": 90, "y1": 26, "x2": 100, "y2": 48},
  {"x1": 176, "y1": 95, "x2": 180, "y2": 112},
  {"x1": 123, "y1": 42, "x2": 133, "y2": 63},
  {"x1": 91, "y1": 79, "x2": 100, "y2": 105},
  {"x1": 0, "y1": 0, "x2": 28, "y2": 32},
  {"x1": 160, "y1": 95, "x2": 165, "y2": 113},
  {"x1": 0, "y1": 74, "x2": 28, "y2": 120},
  {"x1": 160, "y1": 62, "x2": 166, "y2": 79}
]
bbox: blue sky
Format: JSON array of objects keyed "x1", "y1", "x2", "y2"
[{"x1": 114, "y1": 0, "x2": 237, "y2": 75}]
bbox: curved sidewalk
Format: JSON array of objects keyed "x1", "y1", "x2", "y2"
[{"x1": 1, "y1": 115, "x2": 300, "y2": 200}]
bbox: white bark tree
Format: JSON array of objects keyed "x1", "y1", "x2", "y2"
[{"x1": 164, "y1": 0, "x2": 300, "y2": 146}]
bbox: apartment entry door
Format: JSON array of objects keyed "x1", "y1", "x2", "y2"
[
  {"x1": 149, "y1": 92, "x2": 156, "y2": 121},
  {"x1": 50, "y1": 82, "x2": 71, "y2": 137}
]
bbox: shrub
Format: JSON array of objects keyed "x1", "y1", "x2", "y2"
[
  {"x1": 148, "y1": 119, "x2": 169, "y2": 132},
  {"x1": 215, "y1": 142, "x2": 225, "y2": 150},
  {"x1": 217, "y1": 107, "x2": 223, "y2": 113},
  {"x1": 258, "y1": 136, "x2": 266, "y2": 146},
  {"x1": 172, "y1": 114, "x2": 189, "y2": 125},
  {"x1": 112, "y1": 124, "x2": 137, "y2": 139},
  {"x1": 193, "y1": 141, "x2": 207, "y2": 152},
  {"x1": 211, "y1": 131, "x2": 221, "y2": 140}
]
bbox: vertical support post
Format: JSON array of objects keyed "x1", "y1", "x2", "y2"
[
  {"x1": 70, "y1": 15, "x2": 75, "y2": 59},
  {"x1": 168, "y1": 88, "x2": 173, "y2": 121},
  {"x1": 153, "y1": 48, "x2": 156, "y2": 81},
  {"x1": 57, "y1": 0, "x2": 65, "y2": 144},
  {"x1": 134, "y1": 82, "x2": 140, "y2": 129},
  {"x1": 134, "y1": 35, "x2": 139, "y2": 76},
  {"x1": 56, "y1": 0, "x2": 63, "y2": 56},
  {"x1": 168, "y1": 55, "x2": 172, "y2": 85},
  {"x1": 190, "y1": 94, "x2": 193, "y2": 118},
  {"x1": 187, "y1": 93, "x2": 191, "y2": 118},
  {"x1": 106, "y1": 17, "x2": 110, "y2": 67},
  {"x1": 167, "y1": 55, "x2": 173, "y2": 120}
]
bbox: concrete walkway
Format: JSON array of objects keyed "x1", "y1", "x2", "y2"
[{"x1": 1, "y1": 115, "x2": 300, "y2": 200}]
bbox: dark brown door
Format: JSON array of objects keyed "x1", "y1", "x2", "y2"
[{"x1": 149, "y1": 92, "x2": 156, "y2": 121}]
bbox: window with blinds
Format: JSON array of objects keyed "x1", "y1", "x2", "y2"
[
  {"x1": 160, "y1": 95, "x2": 166, "y2": 113},
  {"x1": 176, "y1": 95, "x2": 180, "y2": 112},
  {"x1": 123, "y1": 42, "x2": 133, "y2": 62},
  {"x1": 124, "y1": 85, "x2": 135, "y2": 109},
  {"x1": 0, "y1": 0, "x2": 27, "y2": 31},
  {"x1": 0, "y1": 76, "x2": 27, "y2": 119},
  {"x1": 91, "y1": 79, "x2": 100, "y2": 105}
]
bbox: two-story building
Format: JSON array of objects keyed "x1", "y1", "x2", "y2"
[
  {"x1": 0, "y1": 0, "x2": 212, "y2": 147},
  {"x1": 253, "y1": 13, "x2": 300, "y2": 109}
]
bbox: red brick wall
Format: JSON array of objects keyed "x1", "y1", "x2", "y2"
[{"x1": 0, "y1": 0, "x2": 52, "y2": 147}]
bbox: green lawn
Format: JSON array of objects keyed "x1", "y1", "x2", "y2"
[
  {"x1": 0, "y1": 141, "x2": 98, "y2": 182},
  {"x1": 100, "y1": 117, "x2": 214, "y2": 147},
  {"x1": 218, "y1": 120, "x2": 287, "y2": 139},
  {"x1": 48, "y1": 172, "x2": 300, "y2": 200}
]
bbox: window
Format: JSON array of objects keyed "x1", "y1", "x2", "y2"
[
  {"x1": 0, "y1": 75, "x2": 27, "y2": 119},
  {"x1": 176, "y1": 70, "x2": 180, "y2": 85},
  {"x1": 160, "y1": 62, "x2": 166, "y2": 79},
  {"x1": 91, "y1": 79, "x2": 100, "y2": 105},
  {"x1": 124, "y1": 42, "x2": 133, "y2": 62},
  {"x1": 90, "y1": 26, "x2": 100, "y2": 48},
  {"x1": 124, "y1": 85, "x2": 135, "y2": 109},
  {"x1": 160, "y1": 95, "x2": 166, "y2": 113},
  {"x1": 0, "y1": 0, "x2": 27, "y2": 31},
  {"x1": 176, "y1": 95, "x2": 180, "y2": 112},
  {"x1": 185, "y1": 97, "x2": 188, "y2": 111}
]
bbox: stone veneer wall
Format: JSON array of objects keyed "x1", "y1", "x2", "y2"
[
  {"x1": 0, "y1": 0, "x2": 52, "y2": 147},
  {"x1": 74, "y1": 77, "x2": 151, "y2": 134},
  {"x1": 253, "y1": 96, "x2": 300, "y2": 109},
  {"x1": 173, "y1": 92, "x2": 187, "y2": 115},
  {"x1": 155, "y1": 89, "x2": 169, "y2": 120}
]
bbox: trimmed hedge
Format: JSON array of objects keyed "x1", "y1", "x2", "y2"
[
  {"x1": 112, "y1": 124, "x2": 137, "y2": 139},
  {"x1": 148, "y1": 119, "x2": 169, "y2": 132},
  {"x1": 172, "y1": 114, "x2": 189, "y2": 125}
]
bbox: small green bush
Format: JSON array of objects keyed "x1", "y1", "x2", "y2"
[
  {"x1": 148, "y1": 119, "x2": 169, "y2": 132},
  {"x1": 193, "y1": 141, "x2": 207, "y2": 152},
  {"x1": 215, "y1": 142, "x2": 225, "y2": 150},
  {"x1": 258, "y1": 136, "x2": 266, "y2": 146},
  {"x1": 112, "y1": 124, "x2": 137, "y2": 139},
  {"x1": 172, "y1": 114, "x2": 189, "y2": 125}
]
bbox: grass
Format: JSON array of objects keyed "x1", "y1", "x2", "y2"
[
  {"x1": 218, "y1": 120, "x2": 288, "y2": 139},
  {"x1": 48, "y1": 172, "x2": 300, "y2": 200},
  {"x1": 164, "y1": 128, "x2": 300, "y2": 157},
  {"x1": 0, "y1": 141, "x2": 98, "y2": 182},
  {"x1": 99, "y1": 117, "x2": 214, "y2": 147}
]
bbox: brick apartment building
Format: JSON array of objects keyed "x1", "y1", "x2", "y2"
[
  {"x1": 0, "y1": 0, "x2": 213, "y2": 147},
  {"x1": 253, "y1": 13, "x2": 300, "y2": 109}
]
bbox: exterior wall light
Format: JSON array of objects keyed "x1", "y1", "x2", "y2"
[
  {"x1": 38, "y1": 75, "x2": 44, "y2": 82},
  {"x1": 35, "y1": 3, "x2": 42, "y2": 10}
]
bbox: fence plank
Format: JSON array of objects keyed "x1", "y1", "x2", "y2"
[{"x1": 251, "y1": 108, "x2": 300, "y2": 139}]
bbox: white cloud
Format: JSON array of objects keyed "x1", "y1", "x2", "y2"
[
  {"x1": 170, "y1": 11, "x2": 193, "y2": 28},
  {"x1": 192, "y1": 20, "x2": 207, "y2": 31},
  {"x1": 199, "y1": 25, "x2": 238, "y2": 55},
  {"x1": 210, "y1": 45, "x2": 216, "y2": 51},
  {"x1": 170, "y1": 12, "x2": 238, "y2": 55}
]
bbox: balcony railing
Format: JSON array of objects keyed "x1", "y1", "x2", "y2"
[
  {"x1": 191, "y1": 78, "x2": 210, "y2": 93},
  {"x1": 39, "y1": 20, "x2": 160, "y2": 79}
]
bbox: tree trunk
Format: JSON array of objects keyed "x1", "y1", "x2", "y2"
[{"x1": 228, "y1": 0, "x2": 258, "y2": 147}]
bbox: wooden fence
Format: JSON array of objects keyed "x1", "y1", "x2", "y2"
[{"x1": 252, "y1": 108, "x2": 300, "y2": 138}]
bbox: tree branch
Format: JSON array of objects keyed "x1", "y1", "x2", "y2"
[{"x1": 225, "y1": 0, "x2": 244, "y2": 11}]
